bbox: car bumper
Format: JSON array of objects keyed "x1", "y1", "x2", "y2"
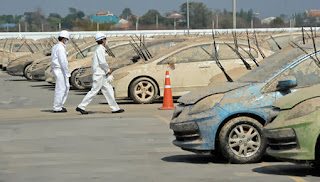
[
  {"x1": 31, "y1": 68, "x2": 47, "y2": 81},
  {"x1": 170, "y1": 104, "x2": 224, "y2": 152},
  {"x1": 7, "y1": 64, "x2": 24, "y2": 76}
]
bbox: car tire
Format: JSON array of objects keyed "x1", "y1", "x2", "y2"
[
  {"x1": 24, "y1": 64, "x2": 32, "y2": 80},
  {"x1": 129, "y1": 77, "x2": 158, "y2": 104},
  {"x1": 218, "y1": 116, "x2": 267, "y2": 164},
  {"x1": 70, "y1": 70, "x2": 85, "y2": 90},
  {"x1": 313, "y1": 136, "x2": 320, "y2": 169}
]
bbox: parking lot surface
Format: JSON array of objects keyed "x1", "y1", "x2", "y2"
[{"x1": 0, "y1": 71, "x2": 319, "y2": 182}]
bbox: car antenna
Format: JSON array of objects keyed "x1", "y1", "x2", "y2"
[
  {"x1": 224, "y1": 42, "x2": 252, "y2": 70},
  {"x1": 270, "y1": 36, "x2": 282, "y2": 50},
  {"x1": 239, "y1": 46, "x2": 259, "y2": 67},
  {"x1": 129, "y1": 40, "x2": 147, "y2": 63},
  {"x1": 70, "y1": 37, "x2": 85, "y2": 58},
  {"x1": 246, "y1": 29, "x2": 251, "y2": 51},
  {"x1": 311, "y1": 26, "x2": 320, "y2": 63},
  {"x1": 253, "y1": 31, "x2": 266, "y2": 59},
  {"x1": 130, "y1": 36, "x2": 148, "y2": 61},
  {"x1": 135, "y1": 34, "x2": 152, "y2": 59},
  {"x1": 200, "y1": 30, "x2": 233, "y2": 82},
  {"x1": 302, "y1": 27, "x2": 306, "y2": 44},
  {"x1": 105, "y1": 45, "x2": 115, "y2": 58},
  {"x1": 289, "y1": 41, "x2": 320, "y2": 68}
]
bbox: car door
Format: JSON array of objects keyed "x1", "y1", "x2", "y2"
[{"x1": 156, "y1": 44, "x2": 217, "y2": 94}]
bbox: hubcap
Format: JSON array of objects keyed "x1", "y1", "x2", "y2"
[
  {"x1": 228, "y1": 124, "x2": 261, "y2": 157},
  {"x1": 134, "y1": 81, "x2": 154, "y2": 102}
]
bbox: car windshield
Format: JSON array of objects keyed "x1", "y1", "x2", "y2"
[{"x1": 237, "y1": 47, "x2": 305, "y2": 83}]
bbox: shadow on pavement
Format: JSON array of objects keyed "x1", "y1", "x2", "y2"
[
  {"x1": 162, "y1": 154, "x2": 229, "y2": 164},
  {"x1": 41, "y1": 109, "x2": 54, "y2": 113},
  {"x1": 5, "y1": 79, "x2": 27, "y2": 82},
  {"x1": 252, "y1": 164, "x2": 320, "y2": 177}
]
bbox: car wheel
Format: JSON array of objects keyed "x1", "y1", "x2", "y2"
[
  {"x1": 24, "y1": 64, "x2": 32, "y2": 80},
  {"x1": 71, "y1": 70, "x2": 85, "y2": 90},
  {"x1": 129, "y1": 77, "x2": 158, "y2": 104},
  {"x1": 219, "y1": 116, "x2": 267, "y2": 164},
  {"x1": 313, "y1": 136, "x2": 320, "y2": 169}
]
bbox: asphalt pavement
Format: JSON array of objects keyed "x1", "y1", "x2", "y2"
[{"x1": 0, "y1": 71, "x2": 319, "y2": 182}]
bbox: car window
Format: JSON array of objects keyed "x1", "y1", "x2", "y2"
[
  {"x1": 75, "y1": 45, "x2": 98, "y2": 59},
  {"x1": 15, "y1": 43, "x2": 31, "y2": 52},
  {"x1": 159, "y1": 44, "x2": 214, "y2": 64},
  {"x1": 289, "y1": 56, "x2": 320, "y2": 88},
  {"x1": 262, "y1": 53, "x2": 320, "y2": 92},
  {"x1": 219, "y1": 44, "x2": 258, "y2": 60},
  {"x1": 147, "y1": 42, "x2": 180, "y2": 57},
  {"x1": 112, "y1": 44, "x2": 133, "y2": 57}
]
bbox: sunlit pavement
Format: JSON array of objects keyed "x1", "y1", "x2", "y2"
[{"x1": 0, "y1": 71, "x2": 319, "y2": 182}]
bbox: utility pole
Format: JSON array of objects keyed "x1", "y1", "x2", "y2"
[
  {"x1": 41, "y1": 22, "x2": 44, "y2": 32},
  {"x1": 6, "y1": 23, "x2": 8, "y2": 32},
  {"x1": 216, "y1": 14, "x2": 219, "y2": 29},
  {"x1": 187, "y1": 0, "x2": 190, "y2": 29},
  {"x1": 58, "y1": 21, "x2": 61, "y2": 31},
  {"x1": 97, "y1": 23, "x2": 99, "y2": 31},
  {"x1": 156, "y1": 14, "x2": 158, "y2": 29},
  {"x1": 19, "y1": 23, "x2": 21, "y2": 32},
  {"x1": 136, "y1": 17, "x2": 139, "y2": 30},
  {"x1": 25, "y1": 22, "x2": 27, "y2": 32},
  {"x1": 233, "y1": 0, "x2": 236, "y2": 29}
]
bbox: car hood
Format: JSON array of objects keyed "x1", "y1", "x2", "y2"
[
  {"x1": 273, "y1": 84, "x2": 320, "y2": 109},
  {"x1": 177, "y1": 82, "x2": 251, "y2": 105}
]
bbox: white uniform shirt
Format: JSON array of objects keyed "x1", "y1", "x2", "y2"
[
  {"x1": 51, "y1": 42, "x2": 70, "y2": 77},
  {"x1": 92, "y1": 44, "x2": 110, "y2": 75}
]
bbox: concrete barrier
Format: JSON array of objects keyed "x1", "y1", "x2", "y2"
[{"x1": 0, "y1": 27, "x2": 318, "y2": 40}]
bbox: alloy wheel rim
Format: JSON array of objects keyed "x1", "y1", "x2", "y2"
[
  {"x1": 134, "y1": 81, "x2": 154, "y2": 102},
  {"x1": 228, "y1": 124, "x2": 261, "y2": 157}
]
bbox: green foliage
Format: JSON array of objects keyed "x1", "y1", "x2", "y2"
[
  {"x1": 120, "y1": 8, "x2": 132, "y2": 19},
  {"x1": 180, "y1": 2, "x2": 213, "y2": 29},
  {"x1": 270, "y1": 17, "x2": 285, "y2": 28},
  {"x1": 140, "y1": 9, "x2": 164, "y2": 25}
]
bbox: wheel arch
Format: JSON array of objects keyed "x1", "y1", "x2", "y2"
[
  {"x1": 127, "y1": 75, "x2": 160, "y2": 98},
  {"x1": 23, "y1": 63, "x2": 33, "y2": 77},
  {"x1": 214, "y1": 113, "x2": 267, "y2": 150}
]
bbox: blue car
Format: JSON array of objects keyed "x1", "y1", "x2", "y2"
[{"x1": 170, "y1": 44, "x2": 320, "y2": 163}]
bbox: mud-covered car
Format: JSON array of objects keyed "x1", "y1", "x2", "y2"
[
  {"x1": 28, "y1": 41, "x2": 96, "y2": 81},
  {"x1": 59, "y1": 38, "x2": 187, "y2": 89},
  {"x1": 79, "y1": 38, "x2": 273, "y2": 104},
  {"x1": 264, "y1": 84, "x2": 320, "y2": 168},
  {"x1": 170, "y1": 43, "x2": 320, "y2": 164},
  {"x1": 1, "y1": 39, "x2": 40, "y2": 70}
]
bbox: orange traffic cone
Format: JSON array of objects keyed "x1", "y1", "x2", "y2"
[{"x1": 159, "y1": 71, "x2": 175, "y2": 110}]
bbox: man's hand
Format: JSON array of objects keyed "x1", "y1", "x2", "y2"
[{"x1": 108, "y1": 70, "x2": 113, "y2": 75}]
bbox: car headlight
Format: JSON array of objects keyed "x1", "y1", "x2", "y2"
[
  {"x1": 189, "y1": 94, "x2": 224, "y2": 115},
  {"x1": 113, "y1": 72, "x2": 129, "y2": 80}
]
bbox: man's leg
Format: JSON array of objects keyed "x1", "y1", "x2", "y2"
[
  {"x1": 61, "y1": 75, "x2": 70, "y2": 106},
  {"x1": 77, "y1": 75, "x2": 103, "y2": 110},
  {"x1": 53, "y1": 69, "x2": 66, "y2": 111},
  {"x1": 101, "y1": 76, "x2": 120, "y2": 112}
]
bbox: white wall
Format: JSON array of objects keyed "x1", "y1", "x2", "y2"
[{"x1": 0, "y1": 28, "x2": 318, "y2": 40}]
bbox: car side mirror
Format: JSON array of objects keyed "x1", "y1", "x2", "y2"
[{"x1": 276, "y1": 76, "x2": 297, "y2": 91}]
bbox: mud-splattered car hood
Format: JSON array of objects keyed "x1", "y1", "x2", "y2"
[{"x1": 177, "y1": 82, "x2": 250, "y2": 105}]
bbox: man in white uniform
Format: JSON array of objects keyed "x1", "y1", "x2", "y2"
[
  {"x1": 51, "y1": 30, "x2": 70, "y2": 113},
  {"x1": 76, "y1": 32, "x2": 124, "y2": 114}
]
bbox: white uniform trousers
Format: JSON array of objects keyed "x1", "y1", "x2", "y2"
[
  {"x1": 53, "y1": 69, "x2": 70, "y2": 111},
  {"x1": 78, "y1": 74, "x2": 120, "y2": 112}
]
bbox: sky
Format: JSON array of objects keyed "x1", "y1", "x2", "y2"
[{"x1": 0, "y1": 0, "x2": 318, "y2": 18}]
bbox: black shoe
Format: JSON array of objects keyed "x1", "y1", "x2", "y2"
[
  {"x1": 112, "y1": 109, "x2": 125, "y2": 113},
  {"x1": 76, "y1": 107, "x2": 88, "y2": 114},
  {"x1": 53, "y1": 107, "x2": 67, "y2": 113}
]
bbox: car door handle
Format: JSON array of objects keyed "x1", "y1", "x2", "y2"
[{"x1": 199, "y1": 66, "x2": 210, "y2": 68}]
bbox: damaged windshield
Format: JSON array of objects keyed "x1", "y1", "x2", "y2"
[{"x1": 237, "y1": 48, "x2": 305, "y2": 83}]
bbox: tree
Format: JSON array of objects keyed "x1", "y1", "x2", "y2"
[
  {"x1": 140, "y1": 9, "x2": 164, "y2": 26},
  {"x1": 180, "y1": 2, "x2": 213, "y2": 29},
  {"x1": 62, "y1": 8, "x2": 85, "y2": 30},
  {"x1": 48, "y1": 13, "x2": 62, "y2": 31},
  {"x1": 270, "y1": 17, "x2": 285, "y2": 28},
  {"x1": 120, "y1": 8, "x2": 132, "y2": 20}
]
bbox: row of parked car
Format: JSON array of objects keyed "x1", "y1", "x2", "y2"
[{"x1": 1, "y1": 31, "x2": 318, "y2": 168}]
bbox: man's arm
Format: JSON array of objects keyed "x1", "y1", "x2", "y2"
[
  {"x1": 97, "y1": 48, "x2": 111, "y2": 74},
  {"x1": 58, "y1": 46, "x2": 71, "y2": 77}
]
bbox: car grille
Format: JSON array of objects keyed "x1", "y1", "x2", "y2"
[
  {"x1": 170, "y1": 122, "x2": 200, "y2": 141},
  {"x1": 265, "y1": 128, "x2": 298, "y2": 150}
]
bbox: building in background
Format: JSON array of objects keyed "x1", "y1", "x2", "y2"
[{"x1": 92, "y1": 11, "x2": 119, "y2": 24}]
